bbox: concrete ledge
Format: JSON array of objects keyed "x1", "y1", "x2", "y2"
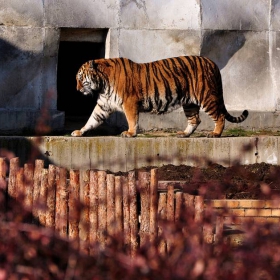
[{"x1": 0, "y1": 136, "x2": 279, "y2": 172}]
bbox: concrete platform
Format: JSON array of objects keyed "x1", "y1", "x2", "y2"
[{"x1": 0, "y1": 136, "x2": 279, "y2": 172}]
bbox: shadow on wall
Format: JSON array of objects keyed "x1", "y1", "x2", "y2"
[
  {"x1": 0, "y1": 137, "x2": 52, "y2": 168},
  {"x1": 200, "y1": 30, "x2": 246, "y2": 70},
  {"x1": 0, "y1": 38, "x2": 42, "y2": 107}
]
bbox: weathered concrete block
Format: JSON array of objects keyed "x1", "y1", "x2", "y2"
[
  {"x1": 119, "y1": 29, "x2": 201, "y2": 62},
  {"x1": 0, "y1": 0, "x2": 43, "y2": 27},
  {"x1": 201, "y1": 30, "x2": 272, "y2": 111},
  {"x1": 18, "y1": 136, "x2": 280, "y2": 171},
  {"x1": 271, "y1": 0, "x2": 280, "y2": 31},
  {"x1": 41, "y1": 28, "x2": 60, "y2": 110},
  {"x1": 270, "y1": 31, "x2": 280, "y2": 110},
  {"x1": 45, "y1": 0, "x2": 119, "y2": 28},
  {"x1": 120, "y1": 0, "x2": 200, "y2": 29},
  {"x1": 201, "y1": 0, "x2": 270, "y2": 31},
  {"x1": 0, "y1": 26, "x2": 44, "y2": 109}
]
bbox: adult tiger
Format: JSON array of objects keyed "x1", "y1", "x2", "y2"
[{"x1": 71, "y1": 56, "x2": 248, "y2": 138}]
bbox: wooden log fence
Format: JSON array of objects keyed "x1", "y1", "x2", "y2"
[{"x1": 0, "y1": 157, "x2": 223, "y2": 256}]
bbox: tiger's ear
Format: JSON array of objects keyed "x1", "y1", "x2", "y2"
[{"x1": 88, "y1": 60, "x2": 94, "y2": 69}]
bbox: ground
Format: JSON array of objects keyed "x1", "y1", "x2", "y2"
[{"x1": 138, "y1": 162, "x2": 280, "y2": 199}]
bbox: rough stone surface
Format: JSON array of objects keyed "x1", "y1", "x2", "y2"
[
  {"x1": 120, "y1": 0, "x2": 200, "y2": 29},
  {"x1": 0, "y1": 0, "x2": 280, "y2": 132},
  {"x1": 44, "y1": 0, "x2": 119, "y2": 28},
  {"x1": 119, "y1": 29, "x2": 201, "y2": 62},
  {"x1": 201, "y1": 0, "x2": 270, "y2": 31}
]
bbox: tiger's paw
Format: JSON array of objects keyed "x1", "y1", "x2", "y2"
[
  {"x1": 176, "y1": 131, "x2": 190, "y2": 138},
  {"x1": 207, "y1": 132, "x2": 221, "y2": 138},
  {"x1": 71, "y1": 130, "x2": 83, "y2": 137},
  {"x1": 121, "y1": 131, "x2": 136, "y2": 138}
]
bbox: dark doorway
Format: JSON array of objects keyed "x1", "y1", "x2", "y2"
[{"x1": 57, "y1": 41, "x2": 105, "y2": 120}]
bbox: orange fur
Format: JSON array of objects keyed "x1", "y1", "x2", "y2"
[{"x1": 72, "y1": 56, "x2": 248, "y2": 137}]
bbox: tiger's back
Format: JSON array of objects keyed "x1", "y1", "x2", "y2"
[{"x1": 72, "y1": 56, "x2": 248, "y2": 138}]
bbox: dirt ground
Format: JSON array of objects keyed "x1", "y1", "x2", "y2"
[{"x1": 138, "y1": 163, "x2": 280, "y2": 199}]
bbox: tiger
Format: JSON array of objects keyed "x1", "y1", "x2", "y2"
[{"x1": 71, "y1": 56, "x2": 248, "y2": 138}]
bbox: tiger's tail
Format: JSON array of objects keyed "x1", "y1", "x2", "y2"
[{"x1": 225, "y1": 110, "x2": 249, "y2": 123}]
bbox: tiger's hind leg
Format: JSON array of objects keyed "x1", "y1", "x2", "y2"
[
  {"x1": 207, "y1": 114, "x2": 225, "y2": 138},
  {"x1": 177, "y1": 104, "x2": 201, "y2": 138}
]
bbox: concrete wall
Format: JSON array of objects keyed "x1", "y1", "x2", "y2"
[
  {"x1": 0, "y1": 0, "x2": 280, "y2": 133},
  {"x1": 0, "y1": 136, "x2": 279, "y2": 171}
]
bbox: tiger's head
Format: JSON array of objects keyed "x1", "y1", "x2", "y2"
[{"x1": 76, "y1": 60, "x2": 102, "y2": 95}]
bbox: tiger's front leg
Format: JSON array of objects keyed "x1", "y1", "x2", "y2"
[
  {"x1": 121, "y1": 99, "x2": 139, "y2": 138},
  {"x1": 71, "y1": 103, "x2": 111, "y2": 137}
]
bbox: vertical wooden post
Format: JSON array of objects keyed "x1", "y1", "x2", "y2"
[
  {"x1": 167, "y1": 184, "x2": 174, "y2": 222},
  {"x1": 55, "y1": 167, "x2": 68, "y2": 238},
  {"x1": 97, "y1": 170, "x2": 107, "y2": 249},
  {"x1": 215, "y1": 215, "x2": 224, "y2": 244},
  {"x1": 0, "y1": 157, "x2": 7, "y2": 190},
  {"x1": 106, "y1": 174, "x2": 115, "y2": 239},
  {"x1": 182, "y1": 193, "x2": 195, "y2": 237},
  {"x1": 150, "y1": 168, "x2": 158, "y2": 244},
  {"x1": 46, "y1": 164, "x2": 56, "y2": 229},
  {"x1": 115, "y1": 176, "x2": 123, "y2": 237},
  {"x1": 79, "y1": 170, "x2": 90, "y2": 254},
  {"x1": 122, "y1": 176, "x2": 130, "y2": 252},
  {"x1": 33, "y1": 159, "x2": 44, "y2": 224},
  {"x1": 194, "y1": 195, "x2": 204, "y2": 224},
  {"x1": 23, "y1": 163, "x2": 34, "y2": 219},
  {"x1": 175, "y1": 191, "x2": 183, "y2": 222},
  {"x1": 158, "y1": 192, "x2": 167, "y2": 256},
  {"x1": 16, "y1": 167, "x2": 24, "y2": 201},
  {"x1": 0, "y1": 157, "x2": 7, "y2": 221},
  {"x1": 89, "y1": 170, "x2": 98, "y2": 255},
  {"x1": 128, "y1": 171, "x2": 138, "y2": 256},
  {"x1": 39, "y1": 169, "x2": 48, "y2": 227},
  {"x1": 166, "y1": 184, "x2": 174, "y2": 253},
  {"x1": 8, "y1": 157, "x2": 19, "y2": 199},
  {"x1": 138, "y1": 171, "x2": 150, "y2": 247},
  {"x1": 69, "y1": 170, "x2": 80, "y2": 249}
]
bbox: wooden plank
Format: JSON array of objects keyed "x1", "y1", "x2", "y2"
[
  {"x1": 128, "y1": 171, "x2": 138, "y2": 256},
  {"x1": 97, "y1": 170, "x2": 107, "y2": 248},
  {"x1": 79, "y1": 170, "x2": 90, "y2": 254},
  {"x1": 55, "y1": 167, "x2": 68, "y2": 238},
  {"x1": 8, "y1": 157, "x2": 19, "y2": 199},
  {"x1": 46, "y1": 164, "x2": 56, "y2": 229},
  {"x1": 106, "y1": 173, "x2": 115, "y2": 239},
  {"x1": 122, "y1": 176, "x2": 130, "y2": 252},
  {"x1": 138, "y1": 171, "x2": 150, "y2": 247},
  {"x1": 150, "y1": 168, "x2": 158, "y2": 244},
  {"x1": 158, "y1": 192, "x2": 167, "y2": 256},
  {"x1": 89, "y1": 170, "x2": 98, "y2": 255},
  {"x1": 33, "y1": 159, "x2": 44, "y2": 224},
  {"x1": 69, "y1": 170, "x2": 80, "y2": 249},
  {"x1": 38, "y1": 169, "x2": 48, "y2": 227}
]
